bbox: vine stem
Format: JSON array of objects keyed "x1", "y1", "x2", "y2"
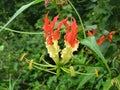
[
  {"x1": 0, "y1": 26, "x2": 43, "y2": 35},
  {"x1": 68, "y1": 0, "x2": 86, "y2": 38}
]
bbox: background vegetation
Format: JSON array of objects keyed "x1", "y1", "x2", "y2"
[{"x1": 0, "y1": 0, "x2": 120, "y2": 90}]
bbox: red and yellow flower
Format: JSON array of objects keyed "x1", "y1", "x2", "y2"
[{"x1": 43, "y1": 13, "x2": 79, "y2": 65}]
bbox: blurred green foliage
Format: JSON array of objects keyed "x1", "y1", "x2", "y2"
[{"x1": 0, "y1": 0, "x2": 120, "y2": 90}]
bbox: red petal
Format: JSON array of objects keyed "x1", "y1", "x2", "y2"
[
  {"x1": 106, "y1": 35, "x2": 112, "y2": 42},
  {"x1": 46, "y1": 35, "x2": 52, "y2": 45},
  {"x1": 71, "y1": 18, "x2": 78, "y2": 33},
  {"x1": 57, "y1": 18, "x2": 65, "y2": 31},
  {"x1": 43, "y1": 13, "x2": 60, "y2": 45},
  {"x1": 50, "y1": 15, "x2": 59, "y2": 29},
  {"x1": 93, "y1": 30, "x2": 97, "y2": 35},
  {"x1": 109, "y1": 31, "x2": 116, "y2": 35},
  {"x1": 97, "y1": 35, "x2": 105, "y2": 45},
  {"x1": 63, "y1": 18, "x2": 69, "y2": 29},
  {"x1": 106, "y1": 30, "x2": 116, "y2": 42},
  {"x1": 87, "y1": 31, "x2": 94, "y2": 36},
  {"x1": 53, "y1": 29, "x2": 60, "y2": 40},
  {"x1": 43, "y1": 13, "x2": 50, "y2": 36},
  {"x1": 44, "y1": 13, "x2": 49, "y2": 25}
]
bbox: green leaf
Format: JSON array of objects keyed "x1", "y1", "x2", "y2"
[
  {"x1": 86, "y1": 25, "x2": 97, "y2": 30},
  {"x1": 77, "y1": 74, "x2": 94, "y2": 90},
  {"x1": 47, "y1": 76, "x2": 57, "y2": 88},
  {"x1": 0, "y1": 0, "x2": 43, "y2": 32},
  {"x1": 80, "y1": 36, "x2": 111, "y2": 75},
  {"x1": 0, "y1": 45, "x2": 4, "y2": 51},
  {"x1": 76, "y1": 67, "x2": 96, "y2": 90},
  {"x1": 103, "y1": 79, "x2": 112, "y2": 90},
  {"x1": 33, "y1": 0, "x2": 44, "y2": 5}
]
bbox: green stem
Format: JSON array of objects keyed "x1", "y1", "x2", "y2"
[
  {"x1": 61, "y1": 67, "x2": 95, "y2": 76},
  {"x1": 0, "y1": 26, "x2": 43, "y2": 35},
  {"x1": 61, "y1": 67, "x2": 69, "y2": 73},
  {"x1": 25, "y1": 58, "x2": 55, "y2": 67},
  {"x1": 33, "y1": 65, "x2": 56, "y2": 74},
  {"x1": 101, "y1": 57, "x2": 111, "y2": 77},
  {"x1": 68, "y1": 0, "x2": 86, "y2": 38},
  {"x1": 25, "y1": 59, "x2": 56, "y2": 74},
  {"x1": 75, "y1": 71, "x2": 95, "y2": 76},
  {"x1": 42, "y1": 59, "x2": 55, "y2": 66},
  {"x1": 33, "y1": 62, "x2": 55, "y2": 67}
]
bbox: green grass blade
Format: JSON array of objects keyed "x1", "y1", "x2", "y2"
[
  {"x1": 12, "y1": 75, "x2": 21, "y2": 90},
  {"x1": 33, "y1": 0, "x2": 44, "y2": 5},
  {"x1": 80, "y1": 36, "x2": 111, "y2": 75},
  {"x1": 9, "y1": 74, "x2": 12, "y2": 90},
  {"x1": 0, "y1": 0, "x2": 43, "y2": 32}
]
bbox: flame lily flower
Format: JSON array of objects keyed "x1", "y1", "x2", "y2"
[{"x1": 43, "y1": 13, "x2": 79, "y2": 65}]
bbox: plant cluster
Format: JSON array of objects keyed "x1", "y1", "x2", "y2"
[{"x1": 0, "y1": 0, "x2": 120, "y2": 90}]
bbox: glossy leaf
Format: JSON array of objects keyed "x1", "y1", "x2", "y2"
[{"x1": 80, "y1": 36, "x2": 111, "y2": 74}]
